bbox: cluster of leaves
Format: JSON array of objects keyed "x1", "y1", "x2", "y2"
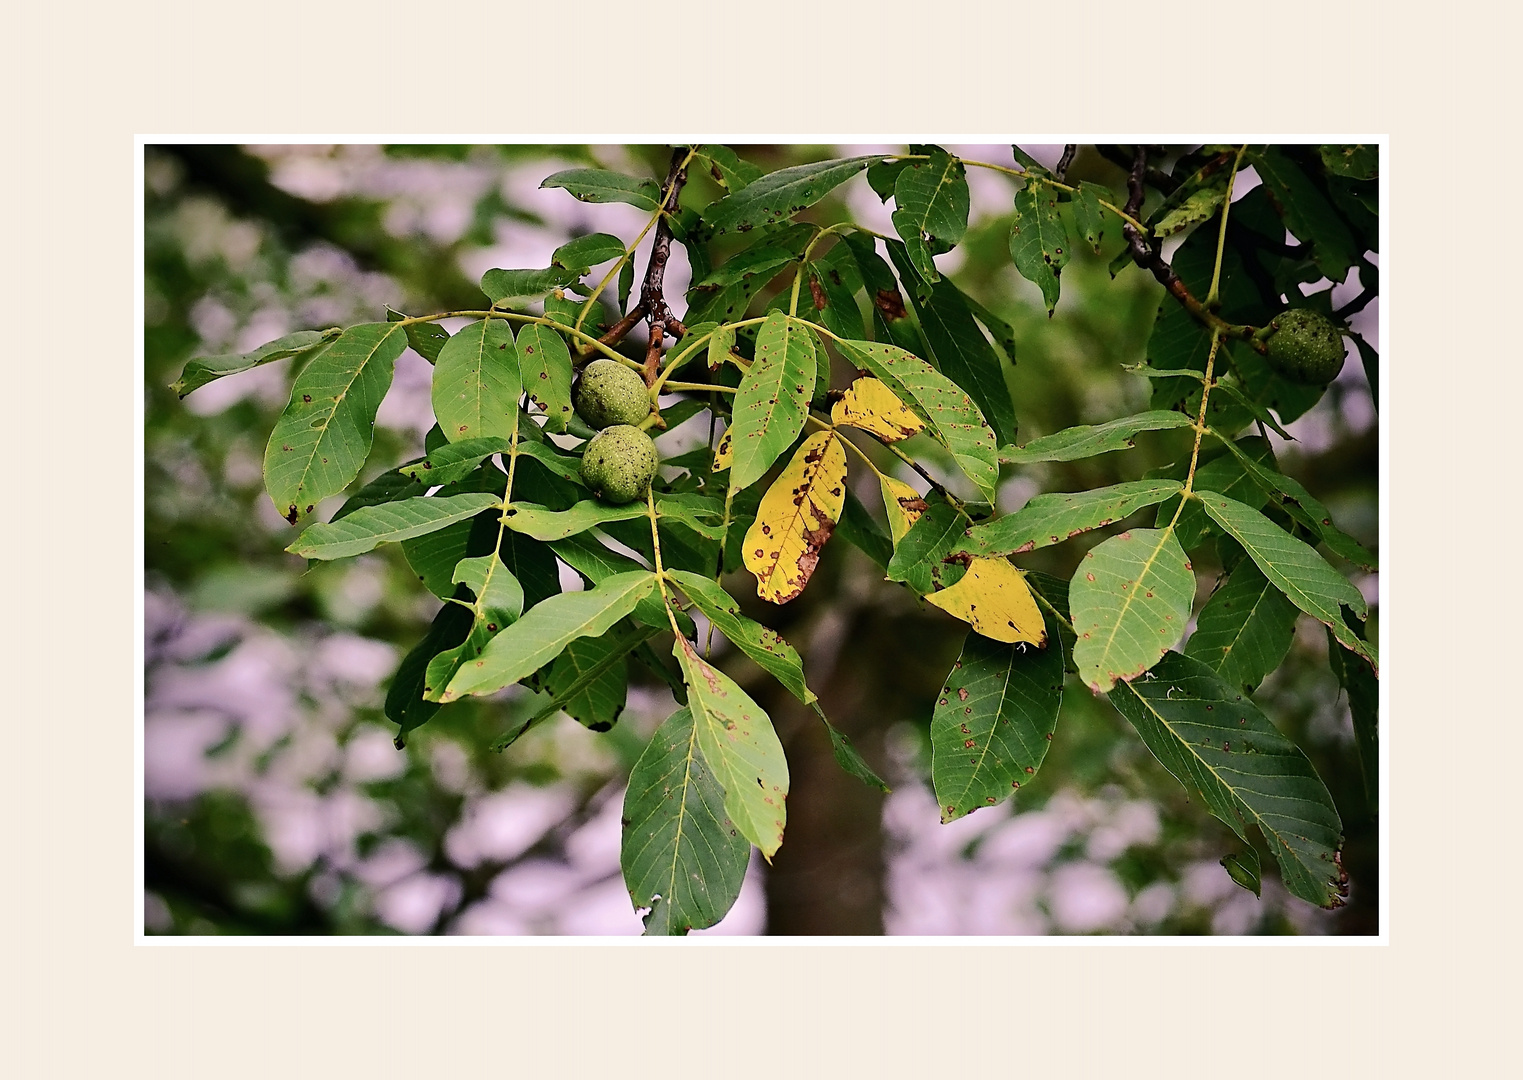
[{"x1": 172, "y1": 143, "x2": 1378, "y2": 934}]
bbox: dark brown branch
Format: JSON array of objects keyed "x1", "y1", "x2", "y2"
[
  {"x1": 640, "y1": 148, "x2": 691, "y2": 332},
  {"x1": 1055, "y1": 144, "x2": 1077, "y2": 182},
  {"x1": 577, "y1": 301, "x2": 646, "y2": 359}
]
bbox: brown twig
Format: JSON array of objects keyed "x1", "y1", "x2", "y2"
[
  {"x1": 1120, "y1": 146, "x2": 1262, "y2": 351},
  {"x1": 1055, "y1": 144, "x2": 1077, "y2": 182},
  {"x1": 632, "y1": 148, "x2": 693, "y2": 385},
  {"x1": 577, "y1": 301, "x2": 647, "y2": 360}
]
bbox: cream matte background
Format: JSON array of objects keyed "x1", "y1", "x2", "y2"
[{"x1": 5, "y1": 0, "x2": 1501, "y2": 1074}]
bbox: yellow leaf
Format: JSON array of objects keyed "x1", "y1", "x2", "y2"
[
  {"x1": 924, "y1": 557, "x2": 1047, "y2": 646},
  {"x1": 742, "y1": 430, "x2": 847, "y2": 604},
  {"x1": 830, "y1": 377, "x2": 926, "y2": 442},
  {"x1": 879, "y1": 474, "x2": 928, "y2": 545},
  {"x1": 713, "y1": 426, "x2": 733, "y2": 471}
]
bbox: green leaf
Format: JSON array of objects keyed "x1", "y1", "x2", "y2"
[
  {"x1": 884, "y1": 497, "x2": 967, "y2": 596},
  {"x1": 693, "y1": 145, "x2": 765, "y2": 192},
  {"x1": 547, "y1": 532, "x2": 682, "y2": 635},
  {"x1": 497, "y1": 527, "x2": 562, "y2": 610},
  {"x1": 332, "y1": 468, "x2": 426, "y2": 521},
  {"x1": 386, "y1": 597, "x2": 474, "y2": 745},
  {"x1": 172, "y1": 328, "x2": 340, "y2": 398},
  {"x1": 513, "y1": 440, "x2": 586, "y2": 487},
  {"x1": 961, "y1": 292, "x2": 1018, "y2": 363},
  {"x1": 545, "y1": 633, "x2": 628, "y2": 731},
  {"x1": 955, "y1": 480, "x2": 1184, "y2": 558},
  {"x1": 618, "y1": 259, "x2": 636, "y2": 311},
  {"x1": 882, "y1": 240, "x2": 1019, "y2": 448},
  {"x1": 867, "y1": 157, "x2": 912, "y2": 201},
  {"x1": 695, "y1": 224, "x2": 812, "y2": 287},
  {"x1": 1185, "y1": 560, "x2": 1298, "y2": 694},
  {"x1": 286, "y1": 493, "x2": 500, "y2": 560},
  {"x1": 403, "y1": 517, "x2": 478, "y2": 599},
  {"x1": 1157, "y1": 436, "x2": 1276, "y2": 551},
  {"x1": 551, "y1": 232, "x2": 625, "y2": 269},
  {"x1": 1149, "y1": 169, "x2": 1230, "y2": 238},
  {"x1": 405, "y1": 322, "x2": 451, "y2": 364},
  {"x1": 432, "y1": 319, "x2": 521, "y2": 444},
  {"x1": 931, "y1": 616, "x2": 1065, "y2": 823},
  {"x1": 1109, "y1": 652, "x2": 1346, "y2": 908},
  {"x1": 818, "y1": 710, "x2": 891, "y2": 793},
  {"x1": 1221, "y1": 847, "x2": 1263, "y2": 897},
  {"x1": 479, "y1": 266, "x2": 582, "y2": 306},
  {"x1": 891, "y1": 149, "x2": 969, "y2": 283},
  {"x1": 999, "y1": 410, "x2": 1193, "y2": 465},
  {"x1": 806, "y1": 262, "x2": 866, "y2": 341},
  {"x1": 439, "y1": 571, "x2": 658, "y2": 701},
  {"x1": 708, "y1": 323, "x2": 737, "y2": 372},
  {"x1": 1319, "y1": 144, "x2": 1378, "y2": 180},
  {"x1": 1327, "y1": 628, "x2": 1379, "y2": 813},
  {"x1": 505, "y1": 499, "x2": 648, "y2": 541},
  {"x1": 620, "y1": 706, "x2": 749, "y2": 935},
  {"x1": 452, "y1": 551, "x2": 525, "y2": 626},
  {"x1": 673, "y1": 636, "x2": 789, "y2": 859},
  {"x1": 834, "y1": 487, "x2": 893, "y2": 570},
  {"x1": 701, "y1": 155, "x2": 881, "y2": 235},
  {"x1": 666, "y1": 570, "x2": 814, "y2": 705},
  {"x1": 541, "y1": 168, "x2": 661, "y2": 211},
  {"x1": 1072, "y1": 182, "x2": 1111, "y2": 254},
  {"x1": 728, "y1": 312, "x2": 816, "y2": 491},
  {"x1": 1196, "y1": 491, "x2": 1376, "y2": 670},
  {"x1": 1249, "y1": 147, "x2": 1360, "y2": 282},
  {"x1": 514, "y1": 323, "x2": 575, "y2": 432},
  {"x1": 263, "y1": 322, "x2": 407, "y2": 521},
  {"x1": 401, "y1": 439, "x2": 505, "y2": 492},
  {"x1": 1008, "y1": 184, "x2": 1070, "y2": 314},
  {"x1": 834, "y1": 338, "x2": 1000, "y2": 501},
  {"x1": 1069, "y1": 527, "x2": 1195, "y2": 692},
  {"x1": 1212, "y1": 434, "x2": 1377, "y2": 570}
]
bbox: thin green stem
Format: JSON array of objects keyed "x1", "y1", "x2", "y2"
[
  {"x1": 663, "y1": 381, "x2": 737, "y2": 394},
  {"x1": 646, "y1": 487, "x2": 685, "y2": 639},
  {"x1": 1205, "y1": 146, "x2": 1249, "y2": 309},
  {"x1": 400, "y1": 309, "x2": 636, "y2": 369},
  {"x1": 1168, "y1": 327, "x2": 1224, "y2": 529}
]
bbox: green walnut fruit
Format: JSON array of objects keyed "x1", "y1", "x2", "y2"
[
  {"x1": 1263, "y1": 309, "x2": 1347, "y2": 385},
  {"x1": 580, "y1": 424, "x2": 659, "y2": 504},
  {"x1": 573, "y1": 360, "x2": 652, "y2": 429}
]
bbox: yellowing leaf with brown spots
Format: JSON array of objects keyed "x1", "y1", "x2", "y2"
[
  {"x1": 831, "y1": 377, "x2": 926, "y2": 443},
  {"x1": 713, "y1": 426, "x2": 733, "y2": 471},
  {"x1": 878, "y1": 474, "x2": 928, "y2": 545},
  {"x1": 924, "y1": 557, "x2": 1046, "y2": 646},
  {"x1": 743, "y1": 430, "x2": 847, "y2": 604}
]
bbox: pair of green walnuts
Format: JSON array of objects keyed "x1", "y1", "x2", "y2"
[{"x1": 574, "y1": 360, "x2": 659, "y2": 504}]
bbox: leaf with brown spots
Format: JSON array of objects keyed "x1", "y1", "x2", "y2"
[
  {"x1": 742, "y1": 430, "x2": 847, "y2": 604},
  {"x1": 923, "y1": 557, "x2": 1046, "y2": 646},
  {"x1": 878, "y1": 473, "x2": 927, "y2": 545},
  {"x1": 432, "y1": 318, "x2": 522, "y2": 443},
  {"x1": 831, "y1": 377, "x2": 926, "y2": 443},
  {"x1": 729, "y1": 313, "x2": 817, "y2": 492},
  {"x1": 514, "y1": 323, "x2": 574, "y2": 433},
  {"x1": 1110, "y1": 652, "x2": 1346, "y2": 909},
  {"x1": 953, "y1": 479, "x2": 1183, "y2": 558},
  {"x1": 834, "y1": 338, "x2": 999, "y2": 501},
  {"x1": 1069, "y1": 527, "x2": 1195, "y2": 692},
  {"x1": 931, "y1": 615, "x2": 1064, "y2": 823},
  {"x1": 712, "y1": 426, "x2": 733, "y2": 471},
  {"x1": 666, "y1": 570, "x2": 814, "y2": 704},
  {"x1": 673, "y1": 636, "x2": 790, "y2": 859}
]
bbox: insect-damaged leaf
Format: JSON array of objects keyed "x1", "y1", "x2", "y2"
[
  {"x1": 621, "y1": 706, "x2": 750, "y2": 936},
  {"x1": 432, "y1": 319, "x2": 521, "y2": 443},
  {"x1": 286, "y1": 493, "x2": 500, "y2": 560},
  {"x1": 1009, "y1": 184, "x2": 1070, "y2": 314},
  {"x1": 924, "y1": 558, "x2": 1046, "y2": 646},
  {"x1": 540, "y1": 168, "x2": 662, "y2": 211},
  {"x1": 891, "y1": 149, "x2": 970, "y2": 283},
  {"x1": 1195, "y1": 491, "x2": 1377, "y2": 671},
  {"x1": 1072, "y1": 182, "x2": 1111, "y2": 254},
  {"x1": 834, "y1": 338, "x2": 999, "y2": 501},
  {"x1": 701, "y1": 155, "x2": 881, "y2": 235},
  {"x1": 1185, "y1": 559, "x2": 1298, "y2": 695},
  {"x1": 515, "y1": 323, "x2": 575, "y2": 432},
  {"x1": 1109, "y1": 652, "x2": 1346, "y2": 909},
  {"x1": 728, "y1": 312, "x2": 816, "y2": 492},
  {"x1": 1070, "y1": 527, "x2": 1195, "y2": 692},
  {"x1": 742, "y1": 430, "x2": 847, "y2": 604},
  {"x1": 438, "y1": 571, "x2": 657, "y2": 701},
  {"x1": 673, "y1": 636, "x2": 790, "y2": 859},
  {"x1": 931, "y1": 614, "x2": 1065, "y2": 823},
  {"x1": 831, "y1": 377, "x2": 926, "y2": 443},
  {"x1": 955, "y1": 479, "x2": 1184, "y2": 558},
  {"x1": 172, "y1": 328, "x2": 341, "y2": 398},
  {"x1": 998, "y1": 411, "x2": 1194, "y2": 464},
  {"x1": 263, "y1": 322, "x2": 407, "y2": 521}
]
